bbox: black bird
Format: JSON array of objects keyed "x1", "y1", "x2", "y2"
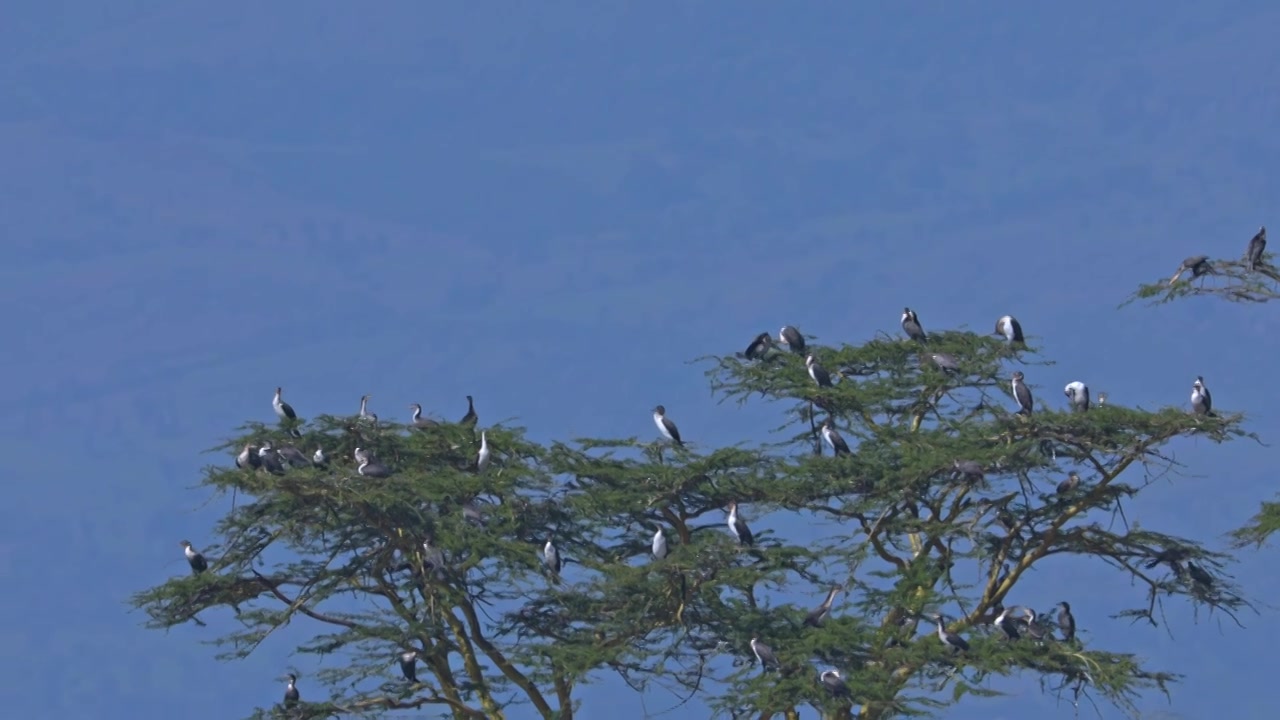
[
  {"x1": 1056, "y1": 471, "x2": 1081, "y2": 495},
  {"x1": 354, "y1": 447, "x2": 391, "y2": 478},
  {"x1": 726, "y1": 501, "x2": 754, "y2": 547},
  {"x1": 283, "y1": 674, "x2": 300, "y2": 707},
  {"x1": 743, "y1": 332, "x2": 773, "y2": 360},
  {"x1": 1186, "y1": 561, "x2": 1215, "y2": 588},
  {"x1": 408, "y1": 403, "x2": 440, "y2": 429},
  {"x1": 901, "y1": 307, "x2": 927, "y2": 342},
  {"x1": 652, "y1": 405, "x2": 683, "y2": 447},
  {"x1": 1018, "y1": 608, "x2": 1048, "y2": 641},
  {"x1": 257, "y1": 444, "x2": 285, "y2": 475},
  {"x1": 952, "y1": 459, "x2": 984, "y2": 482},
  {"x1": 181, "y1": 540, "x2": 208, "y2": 575},
  {"x1": 1011, "y1": 371, "x2": 1033, "y2": 415},
  {"x1": 1246, "y1": 226, "x2": 1267, "y2": 271},
  {"x1": 1144, "y1": 547, "x2": 1191, "y2": 571},
  {"x1": 750, "y1": 637, "x2": 778, "y2": 671},
  {"x1": 1191, "y1": 376, "x2": 1213, "y2": 416},
  {"x1": 1056, "y1": 601, "x2": 1076, "y2": 642},
  {"x1": 820, "y1": 669, "x2": 850, "y2": 698},
  {"x1": 993, "y1": 605, "x2": 1020, "y2": 640},
  {"x1": 1064, "y1": 381, "x2": 1090, "y2": 412},
  {"x1": 806, "y1": 354, "x2": 833, "y2": 387},
  {"x1": 1169, "y1": 255, "x2": 1211, "y2": 285},
  {"x1": 994, "y1": 315, "x2": 1024, "y2": 344},
  {"x1": 821, "y1": 418, "x2": 851, "y2": 456},
  {"x1": 803, "y1": 585, "x2": 841, "y2": 627},
  {"x1": 273, "y1": 387, "x2": 297, "y2": 422},
  {"x1": 932, "y1": 614, "x2": 969, "y2": 653},
  {"x1": 543, "y1": 537, "x2": 562, "y2": 580},
  {"x1": 399, "y1": 651, "x2": 419, "y2": 683},
  {"x1": 778, "y1": 325, "x2": 806, "y2": 354},
  {"x1": 236, "y1": 443, "x2": 260, "y2": 470},
  {"x1": 277, "y1": 444, "x2": 309, "y2": 468},
  {"x1": 460, "y1": 395, "x2": 478, "y2": 426}
]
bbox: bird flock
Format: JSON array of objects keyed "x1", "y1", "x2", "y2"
[{"x1": 172, "y1": 225, "x2": 1263, "y2": 712}]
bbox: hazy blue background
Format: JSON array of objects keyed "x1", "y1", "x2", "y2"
[{"x1": 2, "y1": 2, "x2": 1278, "y2": 718}]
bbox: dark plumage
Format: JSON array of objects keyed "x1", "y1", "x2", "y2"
[
  {"x1": 1011, "y1": 371, "x2": 1033, "y2": 415},
  {"x1": 399, "y1": 651, "x2": 419, "y2": 683},
  {"x1": 744, "y1": 332, "x2": 773, "y2": 360},
  {"x1": 460, "y1": 395, "x2": 478, "y2": 426},
  {"x1": 181, "y1": 540, "x2": 208, "y2": 575},
  {"x1": 901, "y1": 307, "x2": 926, "y2": 342},
  {"x1": 283, "y1": 674, "x2": 299, "y2": 707},
  {"x1": 1168, "y1": 255, "x2": 1211, "y2": 285},
  {"x1": 1191, "y1": 376, "x2": 1213, "y2": 416},
  {"x1": 778, "y1": 325, "x2": 806, "y2": 354},
  {"x1": 1056, "y1": 601, "x2": 1076, "y2": 643},
  {"x1": 805, "y1": 354, "x2": 833, "y2": 387},
  {"x1": 803, "y1": 586, "x2": 841, "y2": 627},
  {"x1": 726, "y1": 501, "x2": 754, "y2": 547},
  {"x1": 994, "y1": 315, "x2": 1024, "y2": 343},
  {"x1": 1056, "y1": 471, "x2": 1080, "y2": 495},
  {"x1": 1246, "y1": 226, "x2": 1266, "y2": 271},
  {"x1": 652, "y1": 405, "x2": 683, "y2": 447},
  {"x1": 821, "y1": 418, "x2": 851, "y2": 456}
]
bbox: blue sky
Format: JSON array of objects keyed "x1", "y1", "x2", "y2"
[{"x1": 2, "y1": 2, "x2": 1279, "y2": 718}]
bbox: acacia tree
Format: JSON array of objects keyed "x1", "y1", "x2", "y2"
[
  {"x1": 133, "y1": 328, "x2": 1253, "y2": 719},
  {"x1": 1124, "y1": 241, "x2": 1280, "y2": 549}
]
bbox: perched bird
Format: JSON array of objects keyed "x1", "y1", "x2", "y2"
[
  {"x1": 459, "y1": 395, "x2": 478, "y2": 426},
  {"x1": 1056, "y1": 471, "x2": 1081, "y2": 495},
  {"x1": 312, "y1": 447, "x2": 328, "y2": 468},
  {"x1": 726, "y1": 500, "x2": 754, "y2": 547},
  {"x1": 543, "y1": 537, "x2": 562, "y2": 580},
  {"x1": 927, "y1": 352, "x2": 960, "y2": 374},
  {"x1": 257, "y1": 444, "x2": 285, "y2": 475},
  {"x1": 420, "y1": 538, "x2": 446, "y2": 574},
  {"x1": 901, "y1": 307, "x2": 927, "y2": 342},
  {"x1": 994, "y1": 315, "x2": 1024, "y2": 344},
  {"x1": 1011, "y1": 371, "x2": 1033, "y2": 415},
  {"x1": 652, "y1": 405, "x2": 683, "y2": 447},
  {"x1": 803, "y1": 585, "x2": 841, "y2": 627},
  {"x1": 283, "y1": 674, "x2": 300, "y2": 707},
  {"x1": 993, "y1": 605, "x2": 1020, "y2": 640},
  {"x1": 1191, "y1": 376, "x2": 1213, "y2": 416},
  {"x1": 1064, "y1": 381, "x2": 1090, "y2": 412},
  {"x1": 277, "y1": 444, "x2": 309, "y2": 468},
  {"x1": 273, "y1": 387, "x2": 297, "y2": 422},
  {"x1": 1056, "y1": 601, "x2": 1076, "y2": 643},
  {"x1": 1186, "y1": 561, "x2": 1215, "y2": 588},
  {"x1": 358, "y1": 394, "x2": 375, "y2": 422},
  {"x1": 408, "y1": 403, "x2": 440, "y2": 429},
  {"x1": 236, "y1": 443, "x2": 260, "y2": 470},
  {"x1": 932, "y1": 614, "x2": 969, "y2": 653},
  {"x1": 821, "y1": 418, "x2": 851, "y2": 456},
  {"x1": 806, "y1": 354, "x2": 833, "y2": 387},
  {"x1": 1096, "y1": 391, "x2": 1109, "y2": 407},
  {"x1": 743, "y1": 332, "x2": 773, "y2": 360},
  {"x1": 1246, "y1": 226, "x2": 1267, "y2": 271},
  {"x1": 779, "y1": 325, "x2": 806, "y2": 354},
  {"x1": 1018, "y1": 608, "x2": 1048, "y2": 641},
  {"x1": 476, "y1": 431, "x2": 491, "y2": 473},
  {"x1": 952, "y1": 459, "x2": 984, "y2": 482},
  {"x1": 398, "y1": 651, "x2": 419, "y2": 683},
  {"x1": 181, "y1": 540, "x2": 208, "y2": 575},
  {"x1": 750, "y1": 637, "x2": 778, "y2": 671},
  {"x1": 354, "y1": 447, "x2": 391, "y2": 478},
  {"x1": 651, "y1": 526, "x2": 669, "y2": 560},
  {"x1": 820, "y1": 669, "x2": 850, "y2": 698},
  {"x1": 1168, "y1": 255, "x2": 1211, "y2": 285}
]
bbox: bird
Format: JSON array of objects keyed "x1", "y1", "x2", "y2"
[
  {"x1": 181, "y1": 540, "x2": 208, "y2": 575},
  {"x1": 357, "y1": 394, "x2": 376, "y2": 423},
  {"x1": 312, "y1": 447, "x2": 328, "y2": 469},
  {"x1": 543, "y1": 538, "x2": 562, "y2": 580},
  {"x1": 806, "y1": 354, "x2": 833, "y2": 387},
  {"x1": 994, "y1": 315, "x2": 1024, "y2": 344},
  {"x1": 652, "y1": 405, "x2": 683, "y2": 447},
  {"x1": 236, "y1": 443, "x2": 260, "y2": 470},
  {"x1": 743, "y1": 332, "x2": 773, "y2": 360},
  {"x1": 1064, "y1": 381, "x2": 1090, "y2": 412},
  {"x1": 1056, "y1": 471, "x2": 1081, "y2": 495},
  {"x1": 1056, "y1": 601, "x2": 1076, "y2": 643},
  {"x1": 398, "y1": 651, "x2": 419, "y2": 683},
  {"x1": 778, "y1": 325, "x2": 806, "y2": 354},
  {"x1": 932, "y1": 614, "x2": 969, "y2": 653},
  {"x1": 476, "y1": 431, "x2": 491, "y2": 472},
  {"x1": 408, "y1": 403, "x2": 440, "y2": 429},
  {"x1": 1191, "y1": 376, "x2": 1213, "y2": 416},
  {"x1": 1011, "y1": 371, "x2": 1033, "y2": 415},
  {"x1": 927, "y1": 352, "x2": 960, "y2": 374},
  {"x1": 750, "y1": 637, "x2": 778, "y2": 671},
  {"x1": 651, "y1": 526, "x2": 669, "y2": 560},
  {"x1": 821, "y1": 418, "x2": 851, "y2": 456},
  {"x1": 1246, "y1": 226, "x2": 1267, "y2": 271},
  {"x1": 273, "y1": 387, "x2": 297, "y2": 422},
  {"x1": 901, "y1": 307, "x2": 927, "y2": 342},
  {"x1": 993, "y1": 605, "x2": 1020, "y2": 640},
  {"x1": 460, "y1": 395, "x2": 478, "y2": 426},
  {"x1": 952, "y1": 459, "x2": 984, "y2": 482},
  {"x1": 283, "y1": 674, "x2": 300, "y2": 707},
  {"x1": 1186, "y1": 561, "x2": 1215, "y2": 588},
  {"x1": 354, "y1": 447, "x2": 391, "y2": 478},
  {"x1": 257, "y1": 444, "x2": 285, "y2": 475},
  {"x1": 820, "y1": 669, "x2": 850, "y2": 698},
  {"x1": 1018, "y1": 608, "x2": 1048, "y2": 641},
  {"x1": 420, "y1": 538, "x2": 447, "y2": 574},
  {"x1": 277, "y1": 444, "x2": 309, "y2": 468},
  {"x1": 803, "y1": 585, "x2": 841, "y2": 627},
  {"x1": 726, "y1": 500, "x2": 754, "y2": 547},
  {"x1": 1168, "y1": 255, "x2": 1211, "y2": 285}
]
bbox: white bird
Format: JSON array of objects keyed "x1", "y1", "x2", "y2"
[
  {"x1": 1191, "y1": 376, "x2": 1213, "y2": 416},
  {"x1": 651, "y1": 526, "x2": 669, "y2": 559},
  {"x1": 543, "y1": 537, "x2": 562, "y2": 581},
  {"x1": 1064, "y1": 381, "x2": 1090, "y2": 412},
  {"x1": 726, "y1": 501, "x2": 755, "y2": 546},
  {"x1": 476, "y1": 431, "x2": 491, "y2": 472},
  {"x1": 273, "y1": 387, "x2": 297, "y2": 421},
  {"x1": 652, "y1": 405, "x2": 683, "y2": 447}
]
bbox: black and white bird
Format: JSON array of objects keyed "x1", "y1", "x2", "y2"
[
  {"x1": 750, "y1": 637, "x2": 778, "y2": 671},
  {"x1": 273, "y1": 387, "x2": 297, "y2": 422},
  {"x1": 803, "y1": 585, "x2": 841, "y2": 627},
  {"x1": 993, "y1": 605, "x2": 1020, "y2": 640},
  {"x1": 312, "y1": 447, "x2": 328, "y2": 468},
  {"x1": 927, "y1": 352, "x2": 960, "y2": 374},
  {"x1": 744, "y1": 332, "x2": 773, "y2": 360},
  {"x1": 543, "y1": 537, "x2": 562, "y2": 580},
  {"x1": 257, "y1": 444, "x2": 285, "y2": 475},
  {"x1": 652, "y1": 405, "x2": 683, "y2": 447},
  {"x1": 1056, "y1": 601, "x2": 1076, "y2": 642},
  {"x1": 408, "y1": 403, "x2": 440, "y2": 429},
  {"x1": 1019, "y1": 608, "x2": 1048, "y2": 641},
  {"x1": 460, "y1": 395, "x2": 478, "y2": 426},
  {"x1": 420, "y1": 538, "x2": 446, "y2": 574},
  {"x1": 1056, "y1": 471, "x2": 1081, "y2": 495},
  {"x1": 357, "y1": 394, "x2": 376, "y2": 424},
  {"x1": 651, "y1": 526, "x2": 669, "y2": 560},
  {"x1": 398, "y1": 651, "x2": 419, "y2": 683},
  {"x1": 1064, "y1": 381, "x2": 1090, "y2": 412},
  {"x1": 1169, "y1": 255, "x2": 1212, "y2": 285},
  {"x1": 726, "y1": 500, "x2": 754, "y2": 547},
  {"x1": 1246, "y1": 226, "x2": 1267, "y2": 271},
  {"x1": 236, "y1": 443, "x2": 260, "y2": 470},
  {"x1": 476, "y1": 431, "x2": 491, "y2": 473},
  {"x1": 820, "y1": 418, "x2": 851, "y2": 456},
  {"x1": 283, "y1": 674, "x2": 300, "y2": 707},
  {"x1": 779, "y1": 325, "x2": 806, "y2": 354},
  {"x1": 354, "y1": 447, "x2": 391, "y2": 478},
  {"x1": 994, "y1": 315, "x2": 1024, "y2": 344},
  {"x1": 932, "y1": 614, "x2": 969, "y2": 653},
  {"x1": 1191, "y1": 376, "x2": 1213, "y2": 416},
  {"x1": 901, "y1": 307, "x2": 927, "y2": 342},
  {"x1": 181, "y1": 540, "x2": 208, "y2": 575},
  {"x1": 806, "y1": 354, "x2": 833, "y2": 387},
  {"x1": 1011, "y1": 371, "x2": 1034, "y2": 415},
  {"x1": 277, "y1": 444, "x2": 309, "y2": 468},
  {"x1": 819, "y1": 669, "x2": 850, "y2": 698}
]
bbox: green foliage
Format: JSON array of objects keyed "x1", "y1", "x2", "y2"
[{"x1": 131, "y1": 326, "x2": 1257, "y2": 720}]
